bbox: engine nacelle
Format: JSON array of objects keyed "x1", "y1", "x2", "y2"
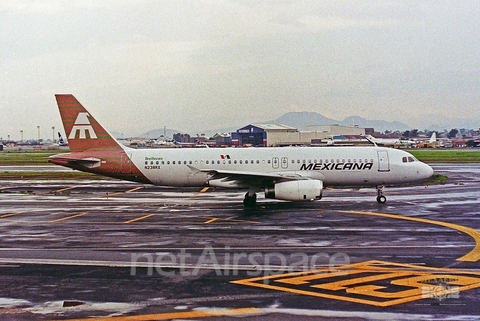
[{"x1": 265, "y1": 180, "x2": 323, "y2": 201}]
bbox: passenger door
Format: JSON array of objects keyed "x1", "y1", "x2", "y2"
[{"x1": 377, "y1": 151, "x2": 390, "y2": 172}]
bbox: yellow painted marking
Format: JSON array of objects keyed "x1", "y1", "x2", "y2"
[
  {"x1": 232, "y1": 260, "x2": 480, "y2": 307},
  {"x1": 224, "y1": 216, "x2": 259, "y2": 224},
  {"x1": 190, "y1": 187, "x2": 209, "y2": 198},
  {"x1": 49, "y1": 212, "x2": 87, "y2": 223},
  {"x1": 104, "y1": 186, "x2": 144, "y2": 197},
  {"x1": 53, "y1": 186, "x2": 77, "y2": 193},
  {"x1": 0, "y1": 212, "x2": 21, "y2": 218},
  {"x1": 124, "y1": 214, "x2": 155, "y2": 224},
  {"x1": 339, "y1": 210, "x2": 480, "y2": 262},
  {"x1": 204, "y1": 217, "x2": 219, "y2": 224},
  {"x1": 125, "y1": 186, "x2": 144, "y2": 193},
  {"x1": 46, "y1": 307, "x2": 262, "y2": 321},
  {"x1": 203, "y1": 217, "x2": 258, "y2": 225}
]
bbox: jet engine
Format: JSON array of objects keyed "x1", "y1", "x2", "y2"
[{"x1": 265, "y1": 180, "x2": 323, "y2": 201}]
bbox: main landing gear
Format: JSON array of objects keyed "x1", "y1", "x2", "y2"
[
  {"x1": 376, "y1": 185, "x2": 386, "y2": 204},
  {"x1": 243, "y1": 192, "x2": 257, "y2": 208}
]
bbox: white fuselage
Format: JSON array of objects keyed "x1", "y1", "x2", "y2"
[{"x1": 127, "y1": 146, "x2": 433, "y2": 188}]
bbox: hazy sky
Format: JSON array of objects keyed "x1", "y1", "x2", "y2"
[{"x1": 1, "y1": 0, "x2": 479, "y2": 139}]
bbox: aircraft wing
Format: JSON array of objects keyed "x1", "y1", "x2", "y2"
[{"x1": 188, "y1": 166, "x2": 313, "y2": 188}]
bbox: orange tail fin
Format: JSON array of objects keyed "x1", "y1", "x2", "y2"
[{"x1": 55, "y1": 94, "x2": 124, "y2": 152}]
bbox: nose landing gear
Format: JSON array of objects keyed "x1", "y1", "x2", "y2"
[{"x1": 376, "y1": 185, "x2": 386, "y2": 204}]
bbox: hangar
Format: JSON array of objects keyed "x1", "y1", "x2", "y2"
[
  {"x1": 232, "y1": 124, "x2": 298, "y2": 147},
  {"x1": 232, "y1": 124, "x2": 368, "y2": 147}
]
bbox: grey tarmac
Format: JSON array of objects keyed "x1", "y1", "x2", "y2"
[{"x1": 0, "y1": 164, "x2": 479, "y2": 320}]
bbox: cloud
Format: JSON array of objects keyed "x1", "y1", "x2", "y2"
[{"x1": 1, "y1": 1, "x2": 480, "y2": 139}]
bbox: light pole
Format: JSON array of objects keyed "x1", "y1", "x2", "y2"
[
  {"x1": 52, "y1": 126, "x2": 55, "y2": 142},
  {"x1": 20, "y1": 130, "x2": 23, "y2": 143},
  {"x1": 37, "y1": 125, "x2": 40, "y2": 142}
]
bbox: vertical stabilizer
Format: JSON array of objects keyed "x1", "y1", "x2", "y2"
[{"x1": 55, "y1": 94, "x2": 124, "y2": 152}]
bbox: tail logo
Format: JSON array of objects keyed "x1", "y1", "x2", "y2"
[{"x1": 68, "y1": 112, "x2": 98, "y2": 139}]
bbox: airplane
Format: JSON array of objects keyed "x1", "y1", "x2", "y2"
[
  {"x1": 49, "y1": 95, "x2": 434, "y2": 207},
  {"x1": 364, "y1": 135, "x2": 415, "y2": 148},
  {"x1": 57, "y1": 132, "x2": 68, "y2": 146},
  {"x1": 416, "y1": 132, "x2": 438, "y2": 148}
]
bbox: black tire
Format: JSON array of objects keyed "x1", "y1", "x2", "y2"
[
  {"x1": 376, "y1": 195, "x2": 387, "y2": 204},
  {"x1": 243, "y1": 192, "x2": 257, "y2": 207}
]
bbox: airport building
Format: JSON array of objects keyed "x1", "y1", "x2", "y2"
[
  {"x1": 306, "y1": 125, "x2": 367, "y2": 139},
  {"x1": 232, "y1": 124, "x2": 368, "y2": 147}
]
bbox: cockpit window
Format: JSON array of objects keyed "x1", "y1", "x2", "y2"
[{"x1": 402, "y1": 156, "x2": 416, "y2": 163}]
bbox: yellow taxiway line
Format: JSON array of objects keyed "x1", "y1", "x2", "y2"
[
  {"x1": 124, "y1": 214, "x2": 155, "y2": 224},
  {"x1": 204, "y1": 217, "x2": 219, "y2": 224},
  {"x1": 48, "y1": 307, "x2": 262, "y2": 321},
  {"x1": 49, "y1": 212, "x2": 87, "y2": 223},
  {"x1": 339, "y1": 210, "x2": 480, "y2": 262},
  {"x1": 53, "y1": 186, "x2": 78, "y2": 193},
  {"x1": 190, "y1": 187, "x2": 210, "y2": 198},
  {"x1": 104, "y1": 187, "x2": 144, "y2": 197},
  {"x1": 0, "y1": 212, "x2": 21, "y2": 218}
]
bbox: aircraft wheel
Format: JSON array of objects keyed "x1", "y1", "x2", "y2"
[
  {"x1": 243, "y1": 192, "x2": 257, "y2": 207},
  {"x1": 376, "y1": 195, "x2": 387, "y2": 204}
]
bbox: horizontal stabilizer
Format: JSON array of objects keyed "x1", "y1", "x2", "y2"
[{"x1": 49, "y1": 155, "x2": 101, "y2": 169}]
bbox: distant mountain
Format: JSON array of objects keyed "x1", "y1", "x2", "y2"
[
  {"x1": 422, "y1": 114, "x2": 480, "y2": 131},
  {"x1": 268, "y1": 112, "x2": 411, "y2": 132},
  {"x1": 126, "y1": 112, "x2": 469, "y2": 139},
  {"x1": 272, "y1": 112, "x2": 338, "y2": 130},
  {"x1": 340, "y1": 116, "x2": 410, "y2": 132}
]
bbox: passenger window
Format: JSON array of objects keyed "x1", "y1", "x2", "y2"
[{"x1": 403, "y1": 157, "x2": 407, "y2": 163}]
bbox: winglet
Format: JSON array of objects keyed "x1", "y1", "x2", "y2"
[{"x1": 55, "y1": 94, "x2": 124, "y2": 152}]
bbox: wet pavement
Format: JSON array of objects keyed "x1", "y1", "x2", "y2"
[{"x1": 0, "y1": 164, "x2": 479, "y2": 320}]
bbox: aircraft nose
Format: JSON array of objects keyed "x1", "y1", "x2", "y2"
[{"x1": 422, "y1": 163, "x2": 434, "y2": 179}]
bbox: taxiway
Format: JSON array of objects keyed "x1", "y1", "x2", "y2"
[{"x1": 0, "y1": 164, "x2": 479, "y2": 320}]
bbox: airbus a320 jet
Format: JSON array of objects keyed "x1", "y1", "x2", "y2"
[{"x1": 49, "y1": 95, "x2": 434, "y2": 207}]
